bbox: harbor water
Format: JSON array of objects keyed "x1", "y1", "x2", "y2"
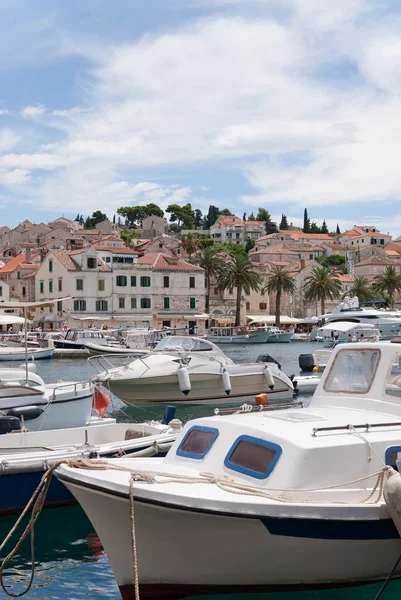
[{"x1": 1, "y1": 341, "x2": 400, "y2": 600}]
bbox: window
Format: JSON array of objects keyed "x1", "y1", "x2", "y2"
[
  {"x1": 309, "y1": 254, "x2": 313, "y2": 260},
  {"x1": 164, "y1": 297, "x2": 170, "y2": 309},
  {"x1": 131, "y1": 276, "x2": 137, "y2": 287},
  {"x1": 40, "y1": 281, "x2": 44, "y2": 294},
  {"x1": 259, "y1": 302, "x2": 267, "y2": 310},
  {"x1": 57, "y1": 301, "x2": 62, "y2": 312},
  {"x1": 17, "y1": 271, "x2": 20, "y2": 280},
  {"x1": 189, "y1": 277, "x2": 195, "y2": 289},
  {"x1": 224, "y1": 435, "x2": 282, "y2": 479},
  {"x1": 22, "y1": 286, "x2": 26, "y2": 297},
  {"x1": 87, "y1": 257, "x2": 97, "y2": 268},
  {"x1": 141, "y1": 276, "x2": 151, "y2": 287},
  {"x1": 163, "y1": 276, "x2": 169, "y2": 288},
  {"x1": 119, "y1": 297, "x2": 125, "y2": 309},
  {"x1": 58, "y1": 279, "x2": 62, "y2": 292},
  {"x1": 76, "y1": 279, "x2": 83, "y2": 291},
  {"x1": 105, "y1": 256, "x2": 111, "y2": 263},
  {"x1": 96, "y1": 300, "x2": 108, "y2": 311},
  {"x1": 49, "y1": 259, "x2": 53, "y2": 273},
  {"x1": 116, "y1": 275, "x2": 127, "y2": 287},
  {"x1": 176, "y1": 426, "x2": 219, "y2": 459},
  {"x1": 324, "y1": 349, "x2": 380, "y2": 394},
  {"x1": 98, "y1": 279, "x2": 105, "y2": 291},
  {"x1": 49, "y1": 280, "x2": 53, "y2": 293},
  {"x1": 73, "y1": 300, "x2": 86, "y2": 311},
  {"x1": 131, "y1": 298, "x2": 137, "y2": 309},
  {"x1": 0, "y1": 286, "x2": 2, "y2": 297},
  {"x1": 385, "y1": 446, "x2": 401, "y2": 471},
  {"x1": 140, "y1": 298, "x2": 151, "y2": 309},
  {"x1": 190, "y1": 297, "x2": 196, "y2": 309},
  {"x1": 246, "y1": 301, "x2": 250, "y2": 310},
  {"x1": 384, "y1": 352, "x2": 401, "y2": 397}
]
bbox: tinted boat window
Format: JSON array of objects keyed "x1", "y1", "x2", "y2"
[
  {"x1": 176, "y1": 426, "x2": 219, "y2": 459},
  {"x1": 324, "y1": 349, "x2": 380, "y2": 394},
  {"x1": 224, "y1": 435, "x2": 282, "y2": 479}
]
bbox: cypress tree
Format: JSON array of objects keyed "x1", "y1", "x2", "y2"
[
  {"x1": 336, "y1": 223, "x2": 341, "y2": 234},
  {"x1": 303, "y1": 208, "x2": 310, "y2": 233},
  {"x1": 321, "y1": 219, "x2": 328, "y2": 234}
]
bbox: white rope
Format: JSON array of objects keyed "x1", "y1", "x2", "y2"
[{"x1": 348, "y1": 426, "x2": 386, "y2": 466}]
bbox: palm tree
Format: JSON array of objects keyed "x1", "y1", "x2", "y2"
[
  {"x1": 373, "y1": 266, "x2": 401, "y2": 308},
  {"x1": 181, "y1": 233, "x2": 199, "y2": 259},
  {"x1": 304, "y1": 266, "x2": 342, "y2": 314},
  {"x1": 348, "y1": 276, "x2": 376, "y2": 302},
  {"x1": 264, "y1": 266, "x2": 296, "y2": 327},
  {"x1": 192, "y1": 245, "x2": 225, "y2": 313},
  {"x1": 217, "y1": 254, "x2": 261, "y2": 326}
]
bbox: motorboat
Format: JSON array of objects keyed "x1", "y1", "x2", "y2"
[
  {"x1": 0, "y1": 346, "x2": 54, "y2": 361},
  {"x1": 264, "y1": 326, "x2": 293, "y2": 343},
  {"x1": 54, "y1": 329, "x2": 109, "y2": 350},
  {"x1": 91, "y1": 336, "x2": 296, "y2": 405},
  {"x1": 0, "y1": 366, "x2": 94, "y2": 430},
  {"x1": 57, "y1": 341, "x2": 401, "y2": 598},
  {"x1": 320, "y1": 295, "x2": 401, "y2": 339},
  {"x1": 299, "y1": 322, "x2": 381, "y2": 372},
  {"x1": 206, "y1": 326, "x2": 270, "y2": 344},
  {"x1": 0, "y1": 411, "x2": 181, "y2": 516}
]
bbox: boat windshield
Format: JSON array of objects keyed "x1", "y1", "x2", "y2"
[
  {"x1": 155, "y1": 336, "x2": 213, "y2": 352},
  {"x1": 324, "y1": 349, "x2": 380, "y2": 394}
]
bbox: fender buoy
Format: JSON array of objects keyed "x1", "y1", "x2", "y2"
[
  {"x1": 263, "y1": 365, "x2": 275, "y2": 390},
  {"x1": 255, "y1": 393, "x2": 269, "y2": 406},
  {"x1": 384, "y1": 468, "x2": 401, "y2": 536},
  {"x1": 177, "y1": 365, "x2": 191, "y2": 395},
  {"x1": 222, "y1": 369, "x2": 231, "y2": 395}
]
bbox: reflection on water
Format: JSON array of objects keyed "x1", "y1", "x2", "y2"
[{"x1": 0, "y1": 343, "x2": 399, "y2": 598}]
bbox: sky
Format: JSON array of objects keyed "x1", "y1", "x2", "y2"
[{"x1": 1, "y1": 0, "x2": 401, "y2": 234}]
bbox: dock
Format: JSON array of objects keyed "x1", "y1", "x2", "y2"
[{"x1": 53, "y1": 349, "x2": 89, "y2": 359}]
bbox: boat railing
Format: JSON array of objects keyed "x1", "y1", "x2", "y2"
[
  {"x1": 49, "y1": 380, "x2": 91, "y2": 400},
  {"x1": 87, "y1": 352, "x2": 149, "y2": 374}
]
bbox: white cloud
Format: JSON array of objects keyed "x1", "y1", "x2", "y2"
[
  {"x1": 0, "y1": 129, "x2": 20, "y2": 153},
  {"x1": 21, "y1": 105, "x2": 47, "y2": 118},
  {"x1": 0, "y1": 110, "x2": 8, "y2": 116}
]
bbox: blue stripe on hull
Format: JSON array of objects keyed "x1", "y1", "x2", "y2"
[{"x1": 261, "y1": 516, "x2": 399, "y2": 540}]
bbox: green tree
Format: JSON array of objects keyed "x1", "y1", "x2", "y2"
[
  {"x1": 264, "y1": 266, "x2": 296, "y2": 326},
  {"x1": 143, "y1": 203, "x2": 164, "y2": 218},
  {"x1": 84, "y1": 216, "x2": 94, "y2": 229},
  {"x1": 248, "y1": 212, "x2": 255, "y2": 221},
  {"x1": 256, "y1": 208, "x2": 277, "y2": 235},
  {"x1": 303, "y1": 208, "x2": 310, "y2": 233},
  {"x1": 219, "y1": 208, "x2": 234, "y2": 216},
  {"x1": 316, "y1": 254, "x2": 347, "y2": 273},
  {"x1": 336, "y1": 223, "x2": 341, "y2": 234},
  {"x1": 216, "y1": 253, "x2": 261, "y2": 326},
  {"x1": 117, "y1": 206, "x2": 146, "y2": 227},
  {"x1": 304, "y1": 266, "x2": 342, "y2": 314},
  {"x1": 203, "y1": 205, "x2": 220, "y2": 229},
  {"x1": 192, "y1": 246, "x2": 225, "y2": 313},
  {"x1": 348, "y1": 276, "x2": 376, "y2": 302},
  {"x1": 91, "y1": 210, "x2": 107, "y2": 225},
  {"x1": 243, "y1": 212, "x2": 247, "y2": 221},
  {"x1": 181, "y1": 233, "x2": 199, "y2": 258},
  {"x1": 112, "y1": 214, "x2": 116, "y2": 224},
  {"x1": 310, "y1": 221, "x2": 321, "y2": 233},
  {"x1": 194, "y1": 209, "x2": 203, "y2": 229},
  {"x1": 120, "y1": 229, "x2": 141, "y2": 246},
  {"x1": 321, "y1": 220, "x2": 328, "y2": 234},
  {"x1": 245, "y1": 238, "x2": 256, "y2": 253},
  {"x1": 373, "y1": 266, "x2": 401, "y2": 308},
  {"x1": 279, "y1": 214, "x2": 289, "y2": 230},
  {"x1": 166, "y1": 203, "x2": 195, "y2": 230}
]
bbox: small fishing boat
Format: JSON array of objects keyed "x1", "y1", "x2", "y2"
[
  {"x1": 54, "y1": 329, "x2": 109, "y2": 350},
  {"x1": 57, "y1": 341, "x2": 401, "y2": 598},
  {"x1": 0, "y1": 409, "x2": 181, "y2": 516},
  {"x1": 0, "y1": 346, "x2": 54, "y2": 361},
  {"x1": 264, "y1": 326, "x2": 293, "y2": 343},
  {"x1": 205, "y1": 326, "x2": 269, "y2": 344}
]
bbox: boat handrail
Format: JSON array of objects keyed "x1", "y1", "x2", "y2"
[
  {"x1": 214, "y1": 401, "x2": 304, "y2": 415},
  {"x1": 87, "y1": 353, "x2": 149, "y2": 374},
  {"x1": 49, "y1": 380, "x2": 91, "y2": 400},
  {"x1": 312, "y1": 421, "x2": 401, "y2": 436}
]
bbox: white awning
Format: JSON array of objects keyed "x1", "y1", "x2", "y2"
[
  {"x1": 0, "y1": 298, "x2": 71, "y2": 310},
  {"x1": 247, "y1": 315, "x2": 301, "y2": 324},
  {"x1": 0, "y1": 315, "x2": 31, "y2": 325},
  {"x1": 319, "y1": 322, "x2": 377, "y2": 333}
]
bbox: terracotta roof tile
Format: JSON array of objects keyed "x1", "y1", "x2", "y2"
[
  {"x1": 137, "y1": 253, "x2": 203, "y2": 271},
  {"x1": 355, "y1": 256, "x2": 395, "y2": 266},
  {"x1": 94, "y1": 245, "x2": 138, "y2": 255},
  {"x1": 51, "y1": 250, "x2": 81, "y2": 271},
  {"x1": 0, "y1": 254, "x2": 38, "y2": 274},
  {"x1": 349, "y1": 231, "x2": 390, "y2": 240}
]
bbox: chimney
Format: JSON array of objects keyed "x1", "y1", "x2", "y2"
[
  {"x1": 169, "y1": 256, "x2": 179, "y2": 265},
  {"x1": 25, "y1": 247, "x2": 31, "y2": 262},
  {"x1": 300, "y1": 259, "x2": 306, "y2": 270}
]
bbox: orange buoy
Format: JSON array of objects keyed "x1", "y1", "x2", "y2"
[{"x1": 255, "y1": 393, "x2": 269, "y2": 406}]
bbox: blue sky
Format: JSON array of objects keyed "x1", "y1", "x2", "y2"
[{"x1": 1, "y1": 0, "x2": 401, "y2": 234}]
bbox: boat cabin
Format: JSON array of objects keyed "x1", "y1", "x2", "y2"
[{"x1": 64, "y1": 329, "x2": 108, "y2": 344}]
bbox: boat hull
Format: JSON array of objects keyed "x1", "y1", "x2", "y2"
[
  {"x1": 0, "y1": 347, "x2": 54, "y2": 360},
  {"x1": 205, "y1": 331, "x2": 268, "y2": 344},
  {"x1": 266, "y1": 332, "x2": 293, "y2": 343},
  {"x1": 106, "y1": 369, "x2": 294, "y2": 405},
  {"x1": 59, "y1": 481, "x2": 401, "y2": 599}
]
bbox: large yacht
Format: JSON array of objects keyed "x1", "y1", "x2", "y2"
[{"x1": 319, "y1": 296, "x2": 401, "y2": 339}]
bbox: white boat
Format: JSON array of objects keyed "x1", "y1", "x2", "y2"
[
  {"x1": 299, "y1": 322, "x2": 381, "y2": 372},
  {"x1": 0, "y1": 346, "x2": 54, "y2": 361},
  {"x1": 91, "y1": 336, "x2": 296, "y2": 405},
  {"x1": 58, "y1": 340, "x2": 401, "y2": 598},
  {"x1": 206, "y1": 326, "x2": 269, "y2": 344},
  {"x1": 0, "y1": 366, "x2": 94, "y2": 430},
  {"x1": 265, "y1": 326, "x2": 293, "y2": 343},
  {"x1": 54, "y1": 329, "x2": 109, "y2": 350},
  {"x1": 0, "y1": 414, "x2": 181, "y2": 516},
  {"x1": 320, "y1": 295, "x2": 401, "y2": 339}
]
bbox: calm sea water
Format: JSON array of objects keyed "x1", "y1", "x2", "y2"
[{"x1": 1, "y1": 342, "x2": 400, "y2": 600}]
